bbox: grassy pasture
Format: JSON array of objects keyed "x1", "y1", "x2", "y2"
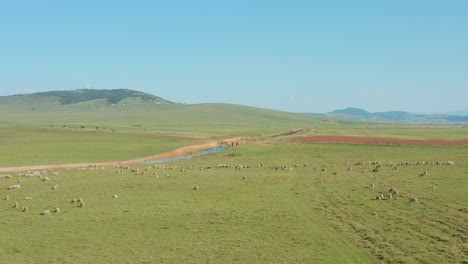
[
  {"x1": 0, "y1": 127, "x2": 199, "y2": 167},
  {"x1": 0, "y1": 141, "x2": 466, "y2": 263}
]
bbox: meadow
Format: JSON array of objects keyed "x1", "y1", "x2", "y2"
[
  {"x1": 1, "y1": 139, "x2": 466, "y2": 263},
  {"x1": 0, "y1": 95, "x2": 467, "y2": 263}
]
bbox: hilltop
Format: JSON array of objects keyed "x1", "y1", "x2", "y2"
[
  {"x1": 0, "y1": 89, "x2": 173, "y2": 110},
  {"x1": 36, "y1": 89, "x2": 173, "y2": 105}
]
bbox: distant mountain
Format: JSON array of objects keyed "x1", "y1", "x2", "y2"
[
  {"x1": 306, "y1": 107, "x2": 468, "y2": 124},
  {"x1": 330, "y1": 108, "x2": 372, "y2": 118}
]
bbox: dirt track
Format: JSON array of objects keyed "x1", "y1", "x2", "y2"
[
  {"x1": 0, "y1": 137, "x2": 243, "y2": 173},
  {"x1": 292, "y1": 135, "x2": 468, "y2": 146}
]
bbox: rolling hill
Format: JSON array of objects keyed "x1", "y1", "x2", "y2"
[
  {"x1": 0, "y1": 89, "x2": 172, "y2": 109},
  {"x1": 0, "y1": 89, "x2": 325, "y2": 135}
]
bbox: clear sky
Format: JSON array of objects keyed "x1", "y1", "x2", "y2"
[{"x1": 1, "y1": 1, "x2": 467, "y2": 113}]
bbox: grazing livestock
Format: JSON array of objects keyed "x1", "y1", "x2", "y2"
[
  {"x1": 41, "y1": 210, "x2": 51, "y2": 216},
  {"x1": 7, "y1": 184, "x2": 21, "y2": 190},
  {"x1": 0, "y1": 175, "x2": 12, "y2": 179},
  {"x1": 113, "y1": 194, "x2": 118, "y2": 198},
  {"x1": 78, "y1": 201, "x2": 85, "y2": 207},
  {"x1": 409, "y1": 197, "x2": 418, "y2": 203},
  {"x1": 42, "y1": 177, "x2": 50, "y2": 181},
  {"x1": 193, "y1": 186, "x2": 199, "y2": 191},
  {"x1": 12, "y1": 202, "x2": 19, "y2": 209},
  {"x1": 21, "y1": 206, "x2": 29, "y2": 212},
  {"x1": 375, "y1": 194, "x2": 384, "y2": 201},
  {"x1": 71, "y1": 198, "x2": 77, "y2": 204},
  {"x1": 52, "y1": 184, "x2": 59, "y2": 190},
  {"x1": 54, "y1": 208, "x2": 60, "y2": 213},
  {"x1": 25, "y1": 196, "x2": 32, "y2": 200},
  {"x1": 5, "y1": 195, "x2": 10, "y2": 200}
]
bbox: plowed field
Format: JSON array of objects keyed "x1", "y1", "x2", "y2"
[{"x1": 292, "y1": 135, "x2": 468, "y2": 146}]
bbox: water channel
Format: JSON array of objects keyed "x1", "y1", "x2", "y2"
[{"x1": 142, "y1": 146, "x2": 227, "y2": 164}]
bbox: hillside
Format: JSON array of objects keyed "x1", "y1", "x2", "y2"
[
  {"x1": 0, "y1": 89, "x2": 326, "y2": 135},
  {"x1": 36, "y1": 89, "x2": 172, "y2": 105},
  {"x1": 0, "y1": 89, "x2": 173, "y2": 110}
]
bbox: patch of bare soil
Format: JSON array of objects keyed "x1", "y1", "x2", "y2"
[{"x1": 291, "y1": 135, "x2": 468, "y2": 146}]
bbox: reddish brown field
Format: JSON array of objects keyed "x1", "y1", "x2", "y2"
[{"x1": 292, "y1": 135, "x2": 468, "y2": 146}]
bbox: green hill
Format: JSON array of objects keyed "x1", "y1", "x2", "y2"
[
  {"x1": 0, "y1": 89, "x2": 172, "y2": 110},
  {"x1": 35, "y1": 88, "x2": 172, "y2": 105},
  {"x1": 0, "y1": 89, "x2": 325, "y2": 135}
]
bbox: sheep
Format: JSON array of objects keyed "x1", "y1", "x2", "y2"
[
  {"x1": 77, "y1": 198, "x2": 84, "y2": 203},
  {"x1": 12, "y1": 202, "x2": 19, "y2": 209},
  {"x1": 375, "y1": 194, "x2": 384, "y2": 201},
  {"x1": 113, "y1": 194, "x2": 118, "y2": 198},
  {"x1": 41, "y1": 210, "x2": 51, "y2": 216},
  {"x1": 52, "y1": 184, "x2": 59, "y2": 190},
  {"x1": 7, "y1": 184, "x2": 21, "y2": 190},
  {"x1": 21, "y1": 206, "x2": 29, "y2": 212},
  {"x1": 0, "y1": 174, "x2": 12, "y2": 179},
  {"x1": 54, "y1": 207, "x2": 60, "y2": 213},
  {"x1": 25, "y1": 196, "x2": 32, "y2": 200},
  {"x1": 193, "y1": 186, "x2": 199, "y2": 191},
  {"x1": 409, "y1": 197, "x2": 418, "y2": 203},
  {"x1": 388, "y1": 194, "x2": 393, "y2": 199},
  {"x1": 392, "y1": 190, "x2": 399, "y2": 195},
  {"x1": 42, "y1": 177, "x2": 50, "y2": 181},
  {"x1": 420, "y1": 171, "x2": 428, "y2": 176},
  {"x1": 370, "y1": 183, "x2": 375, "y2": 188},
  {"x1": 78, "y1": 201, "x2": 85, "y2": 207},
  {"x1": 71, "y1": 198, "x2": 77, "y2": 204},
  {"x1": 5, "y1": 195, "x2": 10, "y2": 200}
]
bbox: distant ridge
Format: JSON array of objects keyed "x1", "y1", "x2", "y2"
[
  {"x1": 34, "y1": 89, "x2": 173, "y2": 105},
  {"x1": 306, "y1": 107, "x2": 468, "y2": 124}
]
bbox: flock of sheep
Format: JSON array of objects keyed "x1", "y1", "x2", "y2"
[
  {"x1": 1, "y1": 157, "x2": 456, "y2": 216},
  {"x1": 1, "y1": 170, "x2": 90, "y2": 216}
]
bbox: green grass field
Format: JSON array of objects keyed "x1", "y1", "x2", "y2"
[
  {"x1": 0, "y1": 127, "x2": 200, "y2": 167},
  {"x1": 0, "y1": 95, "x2": 466, "y2": 263},
  {"x1": 1, "y1": 141, "x2": 466, "y2": 263}
]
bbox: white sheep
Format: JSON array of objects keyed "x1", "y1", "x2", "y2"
[{"x1": 41, "y1": 209, "x2": 51, "y2": 216}]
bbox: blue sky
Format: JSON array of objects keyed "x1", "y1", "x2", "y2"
[{"x1": 0, "y1": 1, "x2": 467, "y2": 113}]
